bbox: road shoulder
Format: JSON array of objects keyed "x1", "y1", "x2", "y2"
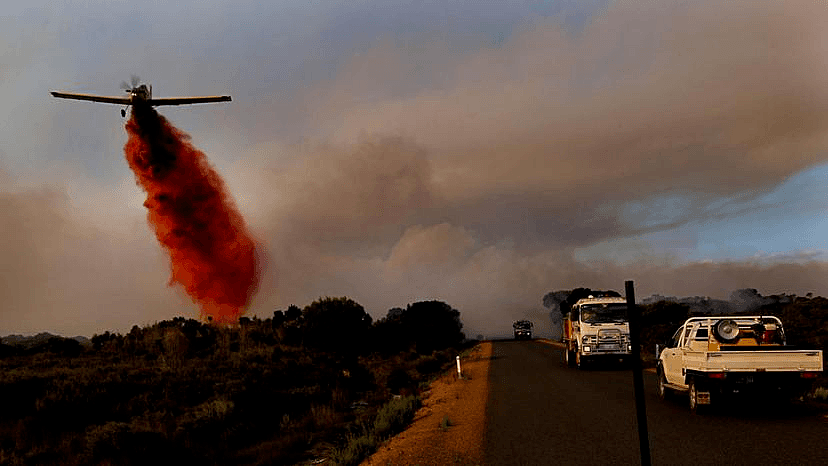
[{"x1": 360, "y1": 342, "x2": 493, "y2": 466}]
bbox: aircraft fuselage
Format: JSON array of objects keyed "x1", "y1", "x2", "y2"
[{"x1": 128, "y1": 85, "x2": 151, "y2": 104}]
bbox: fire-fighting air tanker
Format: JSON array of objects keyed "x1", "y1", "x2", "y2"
[{"x1": 50, "y1": 76, "x2": 231, "y2": 116}]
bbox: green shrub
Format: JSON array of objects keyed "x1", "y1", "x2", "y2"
[
  {"x1": 330, "y1": 432, "x2": 377, "y2": 466},
  {"x1": 329, "y1": 394, "x2": 420, "y2": 466},
  {"x1": 372, "y1": 395, "x2": 420, "y2": 439},
  {"x1": 440, "y1": 415, "x2": 453, "y2": 431}
]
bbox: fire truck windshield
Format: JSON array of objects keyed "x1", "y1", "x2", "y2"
[{"x1": 580, "y1": 304, "x2": 627, "y2": 323}]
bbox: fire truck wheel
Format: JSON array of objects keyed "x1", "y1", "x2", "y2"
[{"x1": 576, "y1": 351, "x2": 585, "y2": 369}]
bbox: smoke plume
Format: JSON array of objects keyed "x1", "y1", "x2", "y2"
[{"x1": 123, "y1": 106, "x2": 260, "y2": 323}]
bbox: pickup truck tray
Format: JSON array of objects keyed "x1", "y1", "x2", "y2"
[
  {"x1": 684, "y1": 349, "x2": 823, "y2": 372},
  {"x1": 717, "y1": 345, "x2": 805, "y2": 351}
]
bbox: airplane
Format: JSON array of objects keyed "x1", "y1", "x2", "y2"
[{"x1": 50, "y1": 76, "x2": 231, "y2": 117}]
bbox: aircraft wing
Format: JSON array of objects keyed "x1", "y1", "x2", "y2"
[
  {"x1": 148, "y1": 96, "x2": 232, "y2": 106},
  {"x1": 50, "y1": 91, "x2": 131, "y2": 105}
]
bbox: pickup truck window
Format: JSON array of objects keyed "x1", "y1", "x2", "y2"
[
  {"x1": 667, "y1": 327, "x2": 682, "y2": 348},
  {"x1": 682, "y1": 326, "x2": 693, "y2": 345}
]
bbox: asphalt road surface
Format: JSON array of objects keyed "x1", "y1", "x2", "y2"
[{"x1": 484, "y1": 340, "x2": 828, "y2": 466}]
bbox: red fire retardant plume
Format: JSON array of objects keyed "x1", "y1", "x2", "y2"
[{"x1": 123, "y1": 106, "x2": 260, "y2": 323}]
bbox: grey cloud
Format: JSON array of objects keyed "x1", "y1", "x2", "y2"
[
  {"x1": 230, "y1": 1, "x2": 828, "y2": 338},
  {"x1": 0, "y1": 183, "x2": 191, "y2": 336},
  {"x1": 254, "y1": 136, "x2": 436, "y2": 254},
  {"x1": 8, "y1": 1, "x2": 828, "y2": 339},
  {"x1": 294, "y1": 0, "x2": 828, "y2": 247}
]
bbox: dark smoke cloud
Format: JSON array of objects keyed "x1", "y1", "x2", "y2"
[
  {"x1": 289, "y1": 0, "x2": 828, "y2": 250},
  {"x1": 6, "y1": 0, "x2": 828, "y2": 339},
  {"x1": 231, "y1": 1, "x2": 828, "y2": 338},
  {"x1": 268, "y1": 136, "x2": 435, "y2": 254}
]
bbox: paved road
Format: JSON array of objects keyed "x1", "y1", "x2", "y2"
[{"x1": 484, "y1": 340, "x2": 828, "y2": 466}]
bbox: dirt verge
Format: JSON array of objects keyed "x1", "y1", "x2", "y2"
[{"x1": 360, "y1": 342, "x2": 493, "y2": 466}]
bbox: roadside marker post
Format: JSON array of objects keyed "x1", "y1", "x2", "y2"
[
  {"x1": 626, "y1": 280, "x2": 652, "y2": 466},
  {"x1": 456, "y1": 355, "x2": 462, "y2": 378}
]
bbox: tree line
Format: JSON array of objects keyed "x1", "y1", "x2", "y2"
[{"x1": 0, "y1": 297, "x2": 468, "y2": 466}]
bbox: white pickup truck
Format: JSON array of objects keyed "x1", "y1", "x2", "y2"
[{"x1": 656, "y1": 316, "x2": 823, "y2": 413}]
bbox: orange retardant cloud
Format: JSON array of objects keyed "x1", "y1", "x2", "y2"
[{"x1": 123, "y1": 106, "x2": 260, "y2": 323}]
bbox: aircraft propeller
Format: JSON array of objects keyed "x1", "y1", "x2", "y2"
[{"x1": 120, "y1": 75, "x2": 142, "y2": 92}]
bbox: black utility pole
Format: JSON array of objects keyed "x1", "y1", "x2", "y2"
[{"x1": 626, "y1": 280, "x2": 651, "y2": 466}]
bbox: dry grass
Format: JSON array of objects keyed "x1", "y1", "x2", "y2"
[{"x1": 360, "y1": 342, "x2": 492, "y2": 466}]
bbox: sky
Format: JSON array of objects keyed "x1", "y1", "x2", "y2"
[{"x1": 4, "y1": 0, "x2": 828, "y2": 338}]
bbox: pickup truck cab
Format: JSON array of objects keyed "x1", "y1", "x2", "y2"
[{"x1": 657, "y1": 316, "x2": 823, "y2": 413}]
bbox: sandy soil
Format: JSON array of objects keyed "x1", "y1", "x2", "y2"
[{"x1": 360, "y1": 342, "x2": 493, "y2": 466}]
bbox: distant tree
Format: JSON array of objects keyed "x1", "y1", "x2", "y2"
[
  {"x1": 371, "y1": 301, "x2": 466, "y2": 355},
  {"x1": 285, "y1": 305, "x2": 302, "y2": 322},
  {"x1": 371, "y1": 313, "x2": 406, "y2": 355},
  {"x1": 386, "y1": 307, "x2": 405, "y2": 320},
  {"x1": 45, "y1": 336, "x2": 83, "y2": 357},
  {"x1": 90, "y1": 330, "x2": 120, "y2": 351},
  {"x1": 402, "y1": 301, "x2": 465, "y2": 354},
  {"x1": 641, "y1": 300, "x2": 690, "y2": 326},
  {"x1": 301, "y1": 297, "x2": 373, "y2": 354},
  {"x1": 763, "y1": 296, "x2": 828, "y2": 353},
  {"x1": 272, "y1": 310, "x2": 286, "y2": 328},
  {"x1": 163, "y1": 328, "x2": 188, "y2": 370},
  {"x1": 0, "y1": 342, "x2": 16, "y2": 358}
]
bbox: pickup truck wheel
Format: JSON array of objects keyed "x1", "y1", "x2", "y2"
[
  {"x1": 688, "y1": 379, "x2": 709, "y2": 414},
  {"x1": 657, "y1": 368, "x2": 670, "y2": 401}
]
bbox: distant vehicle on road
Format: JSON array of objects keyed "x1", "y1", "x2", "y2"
[
  {"x1": 513, "y1": 320, "x2": 533, "y2": 340},
  {"x1": 656, "y1": 315, "x2": 823, "y2": 414},
  {"x1": 563, "y1": 296, "x2": 631, "y2": 368}
]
